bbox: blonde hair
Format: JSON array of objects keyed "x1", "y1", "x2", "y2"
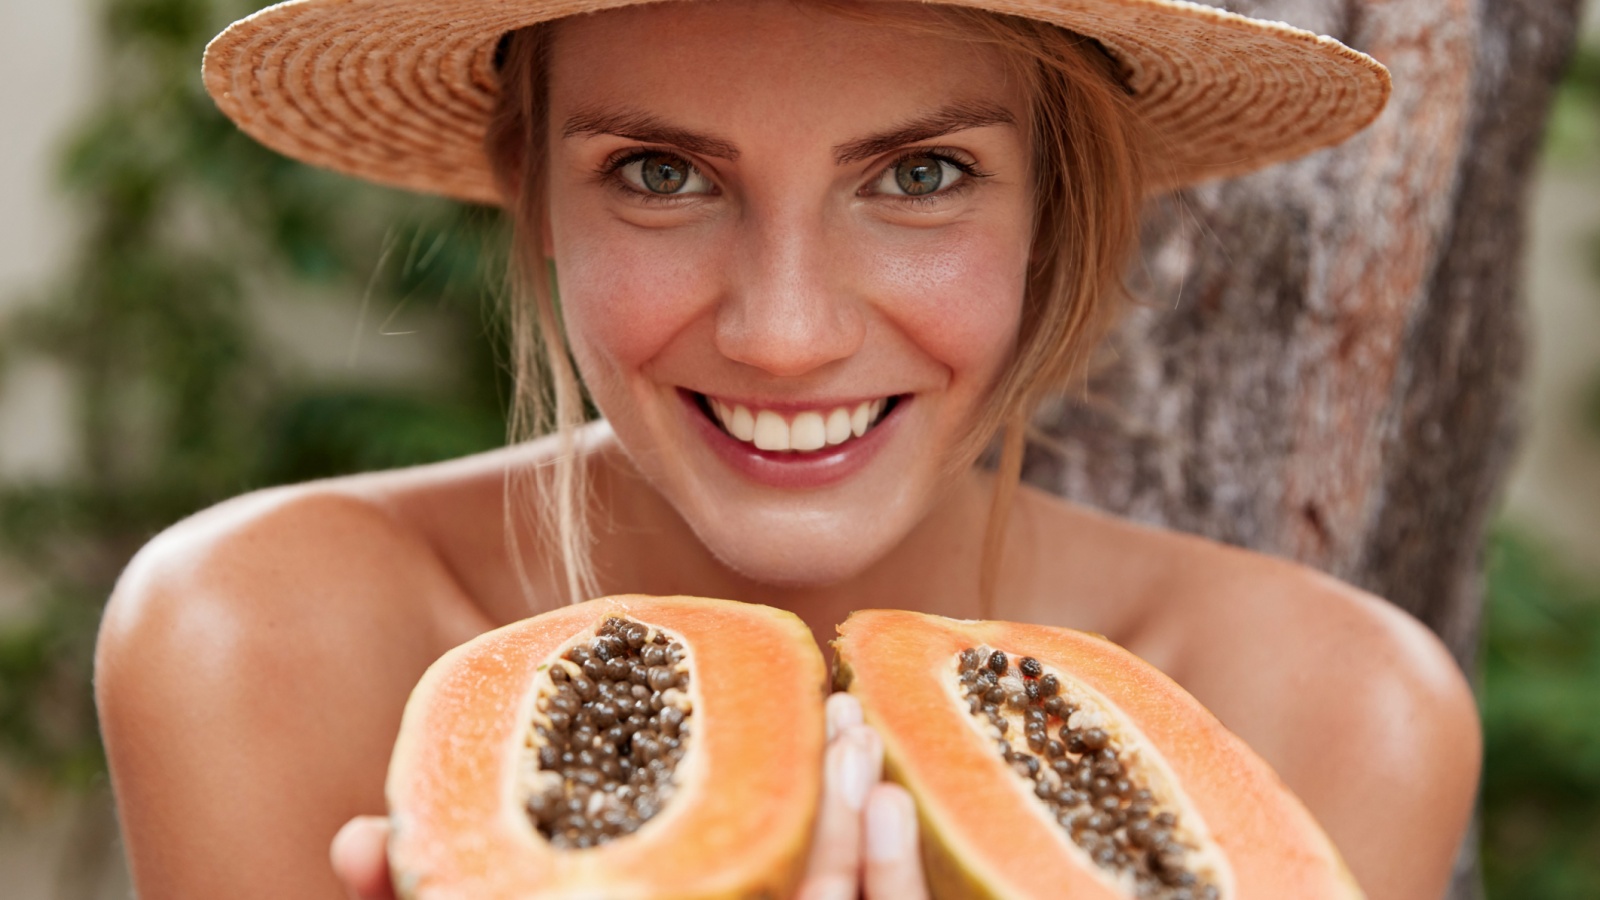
[{"x1": 485, "y1": 2, "x2": 1153, "y2": 612}]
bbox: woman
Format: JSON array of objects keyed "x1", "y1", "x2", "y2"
[{"x1": 94, "y1": 1, "x2": 1481, "y2": 898}]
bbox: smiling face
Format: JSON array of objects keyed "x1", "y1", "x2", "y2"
[{"x1": 542, "y1": 0, "x2": 1035, "y2": 587}]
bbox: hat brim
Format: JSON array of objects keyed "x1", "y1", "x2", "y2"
[{"x1": 203, "y1": 0, "x2": 1391, "y2": 205}]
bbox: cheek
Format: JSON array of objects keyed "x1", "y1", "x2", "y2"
[
  {"x1": 862, "y1": 223, "x2": 1030, "y2": 387},
  {"x1": 553, "y1": 211, "x2": 725, "y2": 375}
]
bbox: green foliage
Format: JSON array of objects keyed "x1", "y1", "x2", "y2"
[
  {"x1": 1481, "y1": 529, "x2": 1600, "y2": 898},
  {"x1": 0, "y1": 0, "x2": 508, "y2": 797},
  {"x1": 1545, "y1": 43, "x2": 1600, "y2": 167}
]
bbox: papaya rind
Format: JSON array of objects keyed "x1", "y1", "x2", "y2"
[
  {"x1": 835, "y1": 609, "x2": 1365, "y2": 900},
  {"x1": 387, "y1": 595, "x2": 828, "y2": 900}
]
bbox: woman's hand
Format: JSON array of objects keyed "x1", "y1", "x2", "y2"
[
  {"x1": 797, "y1": 693, "x2": 929, "y2": 900},
  {"x1": 331, "y1": 816, "x2": 396, "y2": 900},
  {"x1": 329, "y1": 693, "x2": 928, "y2": 900}
]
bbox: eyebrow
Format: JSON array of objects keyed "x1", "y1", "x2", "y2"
[
  {"x1": 831, "y1": 102, "x2": 1018, "y2": 164},
  {"x1": 561, "y1": 101, "x2": 1018, "y2": 166},
  {"x1": 562, "y1": 108, "x2": 742, "y2": 161}
]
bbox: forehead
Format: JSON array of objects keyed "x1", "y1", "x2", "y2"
[{"x1": 546, "y1": 0, "x2": 1024, "y2": 138}]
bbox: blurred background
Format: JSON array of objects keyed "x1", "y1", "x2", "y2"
[{"x1": 0, "y1": 1, "x2": 1595, "y2": 897}]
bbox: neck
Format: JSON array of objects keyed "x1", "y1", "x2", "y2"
[{"x1": 587, "y1": 438, "x2": 1002, "y2": 663}]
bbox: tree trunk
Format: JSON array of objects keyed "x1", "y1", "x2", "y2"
[{"x1": 1021, "y1": 1, "x2": 1583, "y2": 898}]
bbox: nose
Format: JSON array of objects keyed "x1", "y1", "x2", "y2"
[{"x1": 713, "y1": 210, "x2": 866, "y2": 378}]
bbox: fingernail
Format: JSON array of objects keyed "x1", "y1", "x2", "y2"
[
  {"x1": 829, "y1": 737, "x2": 873, "y2": 812},
  {"x1": 866, "y1": 790, "x2": 911, "y2": 862},
  {"x1": 826, "y1": 693, "x2": 862, "y2": 741}
]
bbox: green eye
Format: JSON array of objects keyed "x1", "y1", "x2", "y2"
[{"x1": 894, "y1": 155, "x2": 946, "y2": 196}]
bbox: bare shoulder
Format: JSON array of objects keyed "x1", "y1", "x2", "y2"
[
  {"x1": 1169, "y1": 549, "x2": 1480, "y2": 900},
  {"x1": 101, "y1": 478, "x2": 489, "y2": 663},
  {"x1": 1010, "y1": 487, "x2": 1479, "y2": 899},
  {"x1": 96, "y1": 478, "x2": 492, "y2": 897}
]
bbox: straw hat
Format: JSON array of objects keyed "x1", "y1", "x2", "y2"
[{"x1": 203, "y1": 0, "x2": 1391, "y2": 205}]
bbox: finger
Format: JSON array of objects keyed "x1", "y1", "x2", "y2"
[
  {"x1": 825, "y1": 692, "x2": 863, "y2": 742},
  {"x1": 796, "y1": 724, "x2": 883, "y2": 900},
  {"x1": 331, "y1": 816, "x2": 397, "y2": 900},
  {"x1": 864, "y1": 784, "x2": 929, "y2": 900}
]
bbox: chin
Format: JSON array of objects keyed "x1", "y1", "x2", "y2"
[{"x1": 688, "y1": 512, "x2": 907, "y2": 590}]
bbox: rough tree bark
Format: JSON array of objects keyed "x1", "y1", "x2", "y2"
[{"x1": 1021, "y1": 1, "x2": 1583, "y2": 898}]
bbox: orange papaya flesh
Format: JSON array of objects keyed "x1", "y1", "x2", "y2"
[
  {"x1": 834, "y1": 609, "x2": 1363, "y2": 900},
  {"x1": 387, "y1": 595, "x2": 828, "y2": 900}
]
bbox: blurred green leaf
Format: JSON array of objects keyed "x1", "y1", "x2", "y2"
[
  {"x1": 0, "y1": 0, "x2": 508, "y2": 798},
  {"x1": 1546, "y1": 43, "x2": 1600, "y2": 165},
  {"x1": 258, "y1": 389, "x2": 506, "y2": 483},
  {"x1": 1482, "y1": 528, "x2": 1600, "y2": 898}
]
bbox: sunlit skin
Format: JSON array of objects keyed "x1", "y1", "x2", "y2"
[
  {"x1": 547, "y1": 3, "x2": 1032, "y2": 592},
  {"x1": 93, "y1": 3, "x2": 1481, "y2": 900}
]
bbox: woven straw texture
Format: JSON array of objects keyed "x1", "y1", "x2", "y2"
[{"x1": 203, "y1": 0, "x2": 1392, "y2": 205}]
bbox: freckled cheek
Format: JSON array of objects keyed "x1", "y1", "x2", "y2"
[
  {"x1": 554, "y1": 223, "x2": 726, "y2": 374},
  {"x1": 862, "y1": 226, "x2": 1029, "y2": 387}
]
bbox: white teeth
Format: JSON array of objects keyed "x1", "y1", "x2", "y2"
[
  {"x1": 729, "y1": 404, "x2": 755, "y2": 442},
  {"x1": 791, "y1": 412, "x2": 827, "y2": 451},
  {"x1": 753, "y1": 410, "x2": 791, "y2": 451},
  {"x1": 825, "y1": 408, "x2": 852, "y2": 446},
  {"x1": 850, "y1": 402, "x2": 870, "y2": 438},
  {"x1": 708, "y1": 396, "x2": 892, "y2": 453}
]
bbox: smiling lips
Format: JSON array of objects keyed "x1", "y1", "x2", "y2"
[{"x1": 703, "y1": 396, "x2": 894, "y2": 453}]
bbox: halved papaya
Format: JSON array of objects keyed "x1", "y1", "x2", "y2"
[
  {"x1": 834, "y1": 609, "x2": 1362, "y2": 900},
  {"x1": 386, "y1": 595, "x2": 828, "y2": 899}
]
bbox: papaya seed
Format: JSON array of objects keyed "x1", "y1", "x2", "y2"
[
  {"x1": 959, "y1": 648, "x2": 981, "y2": 672},
  {"x1": 522, "y1": 616, "x2": 694, "y2": 849},
  {"x1": 952, "y1": 647, "x2": 1218, "y2": 897}
]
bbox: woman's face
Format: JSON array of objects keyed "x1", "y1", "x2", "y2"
[{"x1": 544, "y1": 0, "x2": 1034, "y2": 587}]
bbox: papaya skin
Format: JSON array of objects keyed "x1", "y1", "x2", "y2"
[
  {"x1": 834, "y1": 610, "x2": 1364, "y2": 900},
  {"x1": 387, "y1": 595, "x2": 828, "y2": 900}
]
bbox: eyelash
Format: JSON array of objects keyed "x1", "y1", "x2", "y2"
[
  {"x1": 874, "y1": 147, "x2": 992, "y2": 206},
  {"x1": 597, "y1": 148, "x2": 713, "y2": 206},
  {"x1": 595, "y1": 145, "x2": 992, "y2": 205}
]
